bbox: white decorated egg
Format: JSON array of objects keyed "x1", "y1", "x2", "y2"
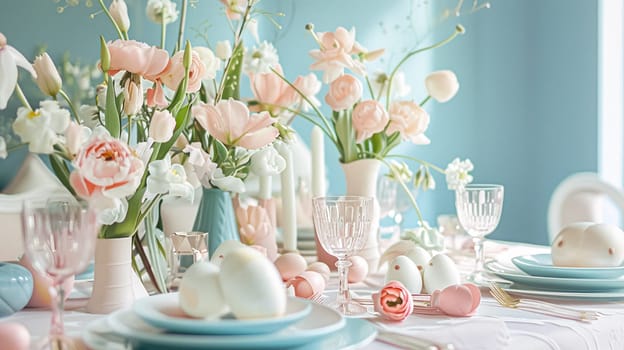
[
  {"x1": 552, "y1": 222, "x2": 624, "y2": 267},
  {"x1": 178, "y1": 261, "x2": 228, "y2": 319},
  {"x1": 306, "y1": 262, "x2": 331, "y2": 283},
  {"x1": 274, "y1": 253, "x2": 307, "y2": 281},
  {"x1": 423, "y1": 254, "x2": 460, "y2": 293},
  {"x1": 385, "y1": 255, "x2": 422, "y2": 294},
  {"x1": 219, "y1": 247, "x2": 286, "y2": 319},
  {"x1": 210, "y1": 240, "x2": 245, "y2": 267}
]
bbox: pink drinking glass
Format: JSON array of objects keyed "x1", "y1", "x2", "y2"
[{"x1": 21, "y1": 196, "x2": 98, "y2": 349}]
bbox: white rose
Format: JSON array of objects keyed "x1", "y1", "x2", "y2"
[{"x1": 250, "y1": 146, "x2": 285, "y2": 176}]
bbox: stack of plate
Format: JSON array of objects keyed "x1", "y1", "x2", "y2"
[
  {"x1": 297, "y1": 227, "x2": 318, "y2": 257},
  {"x1": 82, "y1": 293, "x2": 377, "y2": 349},
  {"x1": 485, "y1": 253, "x2": 624, "y2": 300}
]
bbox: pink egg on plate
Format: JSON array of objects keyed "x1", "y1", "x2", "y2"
[
  {"x1": 348, "y1": 255, "x2": 368, "y2": 283},
  {"x1": 305, "y1": 262, "x2": 331, "y2": 283},
  {"x1": 288, "y1": 271, "x2": 326, "y2": 299},
  {"x1": 274, "y1": 253, "x2": 307, "y2": 281},
  {"x1": 432, "y1": 283, "x2": 481, "y2": 317},
  {"x1": 0, "y1": 322, "x2": 30, "y2": 350}
]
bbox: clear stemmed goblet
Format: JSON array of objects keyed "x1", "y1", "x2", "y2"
[
  {"x1": 22, "y1": 196, "x2": 98, "y2": 349},
  {"x1": 455, "y1": 184, "x2": 504, "y2": 283},
  {"x1": 312, "y1": 195, "x2": 373, "y2": 316}
]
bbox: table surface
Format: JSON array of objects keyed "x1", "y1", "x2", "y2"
[{"x1": 5, "y1": 240, "x2": 624, "y2": 350}]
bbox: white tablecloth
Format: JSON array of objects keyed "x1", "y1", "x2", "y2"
[{"x1": 4, "y1": 241, "x2": 624, "y2": 350}]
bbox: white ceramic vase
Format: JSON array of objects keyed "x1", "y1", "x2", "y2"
[
  {"x1": 86, "y1": 237, "x2": 149, "y2": 314},
  {"x1": 341, "y1": 159, "x2": 381, "y2": 273}
]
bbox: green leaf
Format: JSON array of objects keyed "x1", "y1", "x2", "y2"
[
  {"x1": 104, "y1": 75, "x2": 121, "y2": 138},
  {"x1": 213, "y1": 139, "x2": 228, "y2": 164},
  {"x1": 157, "y1": 104, "x2": 191, "y2": 160},
  {"x1": 221, "y1": 41, "x2": 244, "y2": 100},
  {"x1": 102, "y1": 188, "x2": 145, "y2": 238},
  {"x1": 48, "y1": 154, "x2": 75, "y2": 196}
]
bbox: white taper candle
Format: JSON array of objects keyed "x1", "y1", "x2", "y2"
[{"x1": 311, "y1": 126, "x2": 326, "y2": 198}]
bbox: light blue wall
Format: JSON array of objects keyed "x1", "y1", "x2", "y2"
[{"x1": 0, "y1": 0, "x2": 600, "y2": 245}]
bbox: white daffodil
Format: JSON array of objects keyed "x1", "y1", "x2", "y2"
[
  {"x1": 194, "y1": 46, "x2": 221, "y2": 80},
  {"x1": 146, "y1": 0, "x2": 179, "y2": 25},
  {"x1": 90, "y1": 192, "x2": 129, "y2": 225},
  {"x1": 147, "y1": 155, "x2": 194, "y2": 201},
  {"x1": 243, "y1": 41, "x2": 279, "y2": 75},
  {"x1": 250, "y1": 146, "x2": 286, "y2": 176},
  {"x1": 445, "y1": 158, "x2": 474, "y2": 190},
  {"x1": 0, "y1": 136, "x2": 7, "y2": 159},
  {"x1": 0, "y1": 32, "x2": 36, "y2": 110},
  {"x1": 370, "y1": 70, "x2": 411, "y2": 99},
  {"x1": 12, "y1": 100, "x2": 70, "y2": 154}
]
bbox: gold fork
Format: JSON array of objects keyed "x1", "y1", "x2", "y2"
[{"x1": 489, "y1": 283, "x2": 600, "y2": 322}]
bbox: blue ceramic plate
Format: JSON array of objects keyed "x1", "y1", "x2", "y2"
[
  {"x1": 133, "y1": 293, "x2": 312, "y2": 335},
  {"x1": 511, "y1": 254, "x2": 624, "y2": 279},
  {"x1": 485, "y1": 261, "x2": 624, "y2": 292},
  {"x1": 85, "y1": 312, "x2": 373, "y2": 350},
  {"x1": 107, "y1": 302, "x2": 346, "y2": 350}
]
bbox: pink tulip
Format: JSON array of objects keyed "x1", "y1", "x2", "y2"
[
  {"x1": 236, "y1": 203, "x2": 277, "y2": 261},
  {"x1": 324, "y1": 74, "x2": 362, "y2": 111},
  {"x1": 372, "y1": 280, "x2": 414, "y2": 321},
  {"x1": 109, "y1": 0, "x2": 130, "y2": 32},
  {"x1": 149, "y1": 109, "x2": 176, "y2": 142},
  {"x1": 425, "y1": 70, "x2": 459, "y2": 103},
  {"x1": 32, "y1": 53, "x2": 62, "y2": 97},
  {"x1": 386, "y1": 100, "x2": 431, "y2": 145},
  {"x1": 107, "y1": 39, "x2": 169, "y2": 78},
  {"x1": 219, "y1": 0, "x2": 248, "y2": 20},
  {"x1": 64, "y1": 121, "x2": 91, "y2": 158},
  {"x1": 352, "y1": 100, "x2": 389, "y2": 143},
  {"x1": 193, "y1": 99, "x2": 278, "y2": 150},
  {"x1": 159, "y1": 50, "x2": 205, "y2": 93},
  {"x1": 146, "y1": 81, "x2": 168, "y2": 108},
  {"x1": 250, "y1": 65, "x2": 298, "y2": 115},
  {"x1": 69, "y1": 130, "x2": 144, "y2": 199}
]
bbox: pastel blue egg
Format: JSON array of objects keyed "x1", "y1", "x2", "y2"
[{"x1": 0, "y1": 263, "x2": 34, "y2": 317}]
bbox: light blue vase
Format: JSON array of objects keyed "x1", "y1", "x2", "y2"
[
  {"x1": 192, "y1": 188, "x2": 240, "y2": 258},
  {"x1": 0, "y1": 263, "x2": 33, "y2": 317}
]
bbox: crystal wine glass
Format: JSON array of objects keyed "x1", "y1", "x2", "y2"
[
  {"x1": 312, "y1": 196, "x2": 373, "y2": 316},
  {"x1": 455, "y1": 184, "x2": 504, "y2": 283},
  {"x1": 22, "y1": 196, "x2": 98, "y2": 350}
]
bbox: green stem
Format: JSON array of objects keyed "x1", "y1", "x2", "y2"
[
  {"x1": 97, "y1": 0, "x2": 124, "y2": 40},
  {"x1": 386, "y1": 154, "x2": 446, "y2": 174},
  {"x1": 58, "y1": 89, "x2": 82, "y2": 123},
  {"x1": 14, "y1": 84, "x2": 32, "y2": 111},
  {"x1": 364, "y1": 75, "x2": 375, "y2": 100},
  {"x1": 377, "y1": 156, "x2": 426, "y2": 226},
  {"x1": 420, "y1": 95, "x2": 431, "y2": 107},
  {"x1": 160, "y1": 16, "x2": 166, "y2": 49},
  {"x1": 175, "y1": 0, "x2": 188, "y2": 52},
  {"x1": 385, "y1": 25, "x2": 464, "y2": 109}
]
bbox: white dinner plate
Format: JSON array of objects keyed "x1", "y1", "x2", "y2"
[
  {"x1": 499, "y1": 285, "x2": 624, "y2": 300},
  {"x1": 133, "y1": 293, "x2": 311, "y2": 335},
  {"x1": 512, "y1": 253, "x2": 624, "y2": 279},
  {"x1": 485, "y1": 261, "x2": 624, "y2": 292},
  {"x1": 106, "y1": 302, "x2": 347, "y2": 349}
]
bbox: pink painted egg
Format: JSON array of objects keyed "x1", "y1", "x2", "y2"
[
  {"x1": 432, "y1": 283, "x2": 481, "y2": 317},
  {"x1": 0, "y1": 322, "x2": 30, "y2": 350},
  {"x1": 306, "y1": 262, "x2": 331, "y2": 283},
  {"x1": 274, "y1": 253, "x2": 307, "y2": 281},
  {"x1": 288, "y1": 271, "x2": 326, "y2": 299},
  {"x1": 347, "y1": 255, "x2": 368, "y2": 283}
]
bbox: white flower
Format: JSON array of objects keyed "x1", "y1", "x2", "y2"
[
  {"x1": 147, "y1": 155, "x2": 194, "y2": 201},
  {"x1": 0, "y1": 32, "x2": 37, "y2": 109},
  {"x1": 0, "y1": 136, "x2": 6, "y2": 159},
  {"x1": 386, "y1": 160, "x2": 413, "y2": 183},
  {"x1": 78, "y1": 104, "x2": 100, "y2": 128},
  {"x1": 90, "y1": 192, "x2": 129, "y2": 225},
  {"x1": 12, "y1": 100, "x2": 70, "y2": 154},
  {"x1": 215, "y1": 40, "x2": 232, "y2": 60},
  {"x1": 425, "y1": 70, "x2": 459, "y2": 103},
  {"x1": 250, "y1": 146, "x2": 285, "y2": 176},
  {"x1": 109, "y1": 0, "x2": 131, "y2": 32},
  {"x1": 243, "y1": 41, "x2": 279, "y2": 75},
  {"x1": 211, "y1": 169, "x2": 246, "y2": 193},
  {"x1": 445, "y1": 158, "x2": 474, "y2": 190},
  {"x1": 193, "y1": 46, "x2": 221, "y2": 80},
  {"x1": 370, "y1": 71, "x2": 411, "y2": 99},
  {"x1": 183, "y1": 142, "x2": 246, "y2": 193},
  {"x1": 247, "y1": 18, "x2": 260, "y2": 44},
  {"x1": 146, "y1": 0, "x2": 179, "y2": 25}
]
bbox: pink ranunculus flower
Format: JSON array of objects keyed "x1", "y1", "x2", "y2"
[
  {"x1": 193, "y1": 98, "x2": 279, "y2": 150},
  {"x1": 107, "y1": 39, "x2": 169, "y2": 78},
  {"x1": 372, "y1": 280, "x2": 414, "y2": 321},
  {"x1": 309, "y1": 26, "x2": 366, "y2": 83},
  {"x1": 250, "y1": 65, "x2": 298, "y2": 115},
  {"x1": 352, "y1": 100, "x2": 389, "y2": 143},
  {"x1": 324, "y1": 74, "x2": 362, "y2": 111},
  {"x1": 69, "y1": 128, "x2": 145, "y2": 200},
  {"x1": 149, "y1": 109, "x2": 176, "y2": 142},
  {"x1": 159, "y1": 49, "x2": 205, "y2": 93},
  {"x1": 386, "y1": 101, "x2": 431, "y2": 145}
]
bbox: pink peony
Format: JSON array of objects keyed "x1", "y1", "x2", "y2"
[
  {"x1": 324, "y1": 74, "x2": 362, "y2": 111},
  {"x1": 351, "y1": 100, "x2": 389, "y2": 143},
  {"x1": 386, "y1": 101, "x2": 431, "y2": 144},
  {"x1": 107, "y1": 39, "x2": 169, "y2": 78},
  {"x1": 192, "y1": 98, "x2": 278, "y2": 150},
  {"x1": 372, "y1": 280, "x2": 414, "y2": 321},
  {"x1": 159, "y1": 50, "x2": 206, "y2": 93},
  {"x1": 69, "y1": 130, "x2": 144, "y2": 199}
]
